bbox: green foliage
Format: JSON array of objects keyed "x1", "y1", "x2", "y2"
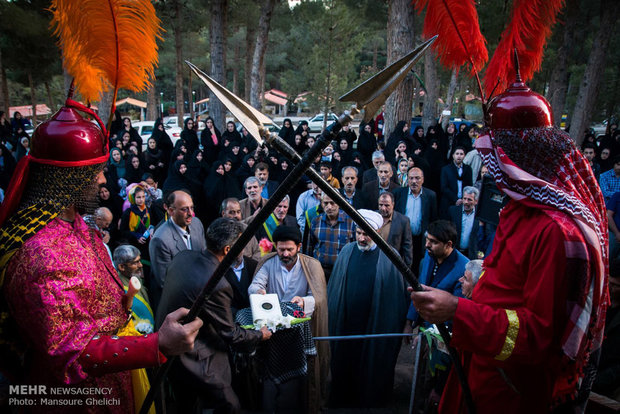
[
  {"x1": 4, "y1": 0, "x2": 619, "y2": 126},
  {"x1": 0, "y1": 0, "x2": 59, "y2": 85}
]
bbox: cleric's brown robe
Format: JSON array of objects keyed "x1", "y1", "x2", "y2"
[{"x1": 254, "y1": 252, "x2": 329, "y2": 414}]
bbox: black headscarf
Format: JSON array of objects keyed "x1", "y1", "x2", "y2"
[
  {"x1": 181, "y1": 118, "x2": 200, "y2": 154},
  {"x1": 163, "y1": 160, "x2": 191, "y2": 194},
  {"x1": 168, "y1": 144, "x2": 187, "y2": 173},
  {"x1": 385, "y1": 121, "x2": 410, "y2": 164},
  {"x1": 152, "y1": 118, "x2": 173, "y2": 161},
  {"x1": 125, "y1": 154, "x2": 145, "y2": 184},
  {"x1": 187, "y1": 149, "x2": 210, "y2": 183},
  {"x1": 336, "y1": 137, "x2": 354, "y2": 167},
  {"x1": 202, "y1": 160, "x2": 242, "y2": 223},
  {"x1": 0, "y1": 142, "x2": 17, "y2": 190},
  {"x1": 221, "y1": 122, "x2": 242, "y2": 148},
  {"x1": 110, "y1": 109, "x2": 123, "y2": 139},
  {"x1": 453, "y1": 125, "x2": 473, "y2": 155},
  {"x1": 275, "y1": 156, "x2": 292, "y2": 183},
  {"x1": 279, "y1": 118, "x2": 296, "y2": 147},
  {"x1": 240, "y1": 127, "x2": 258, "y2": 154},
  {"x1": 122, "y1": 118, "x2": 143, "y2": 153},
  {"x1": 200, "y1": 116, "x2": 222, "y2": 164},
  {"x1": 236, "y1": 153, "x2": 256, "y2": 187}
]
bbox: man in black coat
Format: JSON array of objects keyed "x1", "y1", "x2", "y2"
[
  {"x1": 448, "y1": 186, "x2": 480, "y2": 260},
  {"x1": 156, "y1": 218, "x2": 271, "y2": 413},
  {"x1": 393, "y1": 167, "x2": 438, "y2": 271},
  {"x1": 362, "y1": 161, "x2": 399, "y2": 210},
  {"x1": 440, "y1": 146, "x2": 473, "y2": 219}
]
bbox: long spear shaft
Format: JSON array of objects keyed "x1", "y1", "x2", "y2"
[
  {"x1": 138, "y1": 116, "x2": 350, "y2": 414},
  {"x1": 264, "y1": 133, "x2": 476, "y2": 414}
]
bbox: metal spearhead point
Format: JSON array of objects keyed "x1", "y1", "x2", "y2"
[{"x1": 339, "y1": 36, "x2": 437, "y2": 123}]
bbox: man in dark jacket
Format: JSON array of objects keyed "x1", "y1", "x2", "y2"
[
  {"x1": 157, "y1": 218, "x2": 272, "y2": 413},
  {"x1": 440, "y1": 146, "x2": 473, "y2": 219},
  {"x1": 377, "y1": 192, "x2": 413, "y2": 266}
]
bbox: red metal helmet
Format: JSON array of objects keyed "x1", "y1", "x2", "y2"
[
  {"x1": 485, "y1": 62, "x2": 553, "y2": 130},
  {"x1": 30, "y1": 105, "x2": 107, "y2": 164},
  {"x1": 486, "y1": 77, "x2": 553, "y2": 130}
]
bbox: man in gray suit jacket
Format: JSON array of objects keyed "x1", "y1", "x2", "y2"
[
  {"x1": 149, "y1": 190, "x2": 207, "y2": 307},
  {"x1": 378, "y1": 192, "x2": 413, "y2": 266},
  {"x1": 393, "y1": 167, "x2": 438, "y2": 271}
]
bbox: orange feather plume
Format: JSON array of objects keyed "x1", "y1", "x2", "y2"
[
  {"x1": 413, "y1": 0, "x2": 488, "y2": 76},
  {"x1": 49, "y1": 0, "x2": 163, "y2": 103},
  {"x1": 482, "y1": 0, "x2": 565, "y2": 95}
]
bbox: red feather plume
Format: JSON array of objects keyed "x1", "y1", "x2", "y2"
[
  {"x1": 413, "y1": 0, "x2": 488, "y2": 76},
  {"x1": 483, "y1": 0, "x2": 565, "y2": 95}
]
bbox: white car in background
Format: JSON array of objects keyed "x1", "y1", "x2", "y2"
[
  {"x1": 132, "y1": 121, "x2": 183, "y2": 151},
  {"x1": 306, "y1": 113, "x2": 338, "y2": 132},
  {"x1": 163, "y1": 115, "x2": 205, "y2": 131}
]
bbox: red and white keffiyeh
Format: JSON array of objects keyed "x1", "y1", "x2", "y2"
[{"x1": 476, "y1": 126, "x2": 609, "y2": 402}]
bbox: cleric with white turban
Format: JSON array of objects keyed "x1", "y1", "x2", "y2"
[
  {"x1": 327, "y1": 207, "x2": 409, "y2": 407},
  {"x1": 357, "y1": 209, "x2": 383, "y2": 231}
]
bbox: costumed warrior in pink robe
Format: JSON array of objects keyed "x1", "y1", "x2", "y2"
[{"x1": 0, "y1": 101, "x2": 201, "y2": 413}]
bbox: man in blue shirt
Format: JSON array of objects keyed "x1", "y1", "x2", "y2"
[
  {"x1": 406, "y1": 220, "x2": 468, "y2": 328},
  {"x1": 599, "y1": 156, "x2": 620, "y2": 201},
  {"x1": 606, "y1": 190, "x2": 620, "y2": 259}
]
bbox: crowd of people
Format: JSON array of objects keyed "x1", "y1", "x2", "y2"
[{"x1": 0, "y1": 104, "x2": 618, "y2": 413}]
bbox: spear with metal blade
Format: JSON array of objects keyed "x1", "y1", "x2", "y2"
[
  {"x1": 138, "y1": 100, "x2": 355, "y2": 414},
  {"x1": 187, "y1": 35, "x2": 475, "y2": 414}
]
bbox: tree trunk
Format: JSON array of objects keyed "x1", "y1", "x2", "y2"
[
  {"x1": 233, "y1": 38, "x2": 240, "y2": 96},
  {"x1": 569, "y1": 0, "x2": 619, "y2": 145},
  {"x1": 412, "y1": 78, "x2": 420, "y2": 116},
  {"x1": 1, "y1": 66, "x2": 8, "y2": 114},
  {"x1": 441, "y1": 68, "x2": 458, "y2": 130},
  {"x1": 63, "y1": 67, "x2": 72, "y2": 99},
  {"x1": 28, "y1": 71, "x2": 37, "y2": 125},
  {"x1": 0, "y1": 48, "x2": 5, "y2": 113},
  {"x1": 173, "y1": 0, "x2": 184, "y2": 127},
  {"x1": 244, "y1": 26, "x2": 255, "y2": 102},
  {"x1": 189, "y1": 69, "x2": 194, "y2": 121},
  {"x1": 372, "y1": 41, "x2": 378, "y2": 71},
  {"x1": 250, "y1": 0, "x2": 277, "y2": 110},
  {"x1": 260, "y1": 54, "x2": 267, "y2": 111},
  {"x1": 547, "y1": 0, "x2": 579, "y2": 127},
  {"x1": 209, "y1": 0, "x2": 227, "y2": 129},
  {"x1": 422, "y1": 49, "x2": 439, "y2": 131},
  {"x1": 98, "y1": 89, "x2": 114, "y2": 129},
  {"x1": 384, "y1": 0, "x2": 415, "y2": 136},
  {"x1": 146, "y1": 77, "x2": 157, "y2": 121},
  {"x1": 44, "y1": 81, "x2": 54, "y2": 114}
]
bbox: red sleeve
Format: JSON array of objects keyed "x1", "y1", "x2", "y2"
[
  {"x1": 451, "y1": 221, "x2": 568, "y2": 364},
  {"x1": 79, "y1": 333, "x2": 166, "y2": 376}
]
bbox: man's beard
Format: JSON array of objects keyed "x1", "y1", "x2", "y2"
[
  {"x1": 130, "y1": 270, "x2": 144, "y2": 279},
  {"x1": 357, "y1": 241, "x2": 375, "y2": 252},
  {"x1": 279, "y1": 254, "x2": 297, "y2": 266}
]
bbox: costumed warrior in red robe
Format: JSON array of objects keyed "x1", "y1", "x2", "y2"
[{"x1": 410, "y1": 72, "x2": 609, "y2": 413}]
